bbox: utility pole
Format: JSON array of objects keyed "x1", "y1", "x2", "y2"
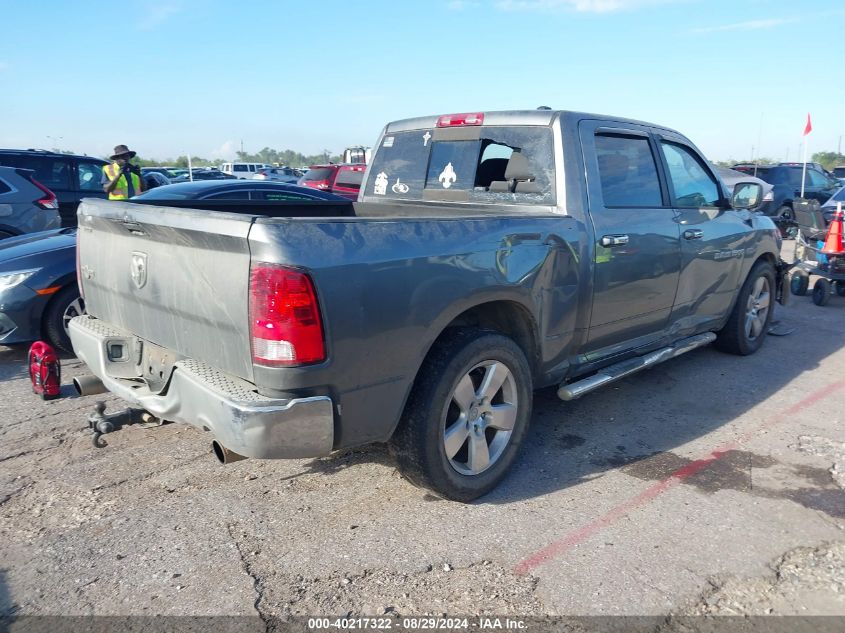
[
  {"x1": 839, "y1": 135, "x2": 842, "y2": 155},
  {"x1": 240, "y1": 139, "x2": 244, "y2": 156}
]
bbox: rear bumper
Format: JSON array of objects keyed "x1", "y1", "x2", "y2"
[{"x1": 68, "y1": 315, "x2": 334, "y2": 459}]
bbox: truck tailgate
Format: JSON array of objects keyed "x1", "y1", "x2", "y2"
[{"x1": 77, "y1": 200, "x2": 255, "y2": 382}]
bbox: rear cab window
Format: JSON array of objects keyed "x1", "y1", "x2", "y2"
[
  {"x1": 363, "y1": 125, "x2": 555, "y2": 206},
  {"x1": 301, "y1": 168, "x2": 336, "y2": 183},
  {"x1": 334, "y1": 167, "x2": 365, "y2": 191}
]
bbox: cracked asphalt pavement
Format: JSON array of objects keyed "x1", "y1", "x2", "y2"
[{"x1": 1, "y1": 253, "x2": 844, "y2": 620}]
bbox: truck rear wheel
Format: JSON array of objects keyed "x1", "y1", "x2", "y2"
[
  {"x1": 389, "y1": 328, "x2": 532, "y2": 502},
  {"x1": 715, "y1": 260, "x2": 775, "y2": 356}
]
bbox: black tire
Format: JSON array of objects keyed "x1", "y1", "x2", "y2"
[
  {"x1": 389, "y1": 328, "x2": 533, "y2": 502},
  {"x1": 776, "y1": 205, "x2": 797, "y2": 239},
  {"x1": 43, "y1": 285, "x2": 85, "y2": 354},
  {"x1": 812, "y1": 279, "x2": 831, "y2": 306},
  {"x1": 715, "y1": 260, "x2": 776, "y2": 355},
  {"x1": 790, "y1": 270, "x2": 810, "y2": 297},
  {"x1": 835, "y1": 281, "x2": 845, "y2": 297}
]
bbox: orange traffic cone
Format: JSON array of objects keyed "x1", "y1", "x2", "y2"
[{"x1": 821, "y1": 202, "x2": 845, "y2": 255}]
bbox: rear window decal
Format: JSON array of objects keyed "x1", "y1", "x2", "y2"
[
  {"x1": 383, "y1": 137, "x2": 395, "y2": 148},
  {"x1": 391, "y1": 178, "x2": 409, "y2": 194},
  {"x1": 374, "y1": 172, "x2": 389, "y2": 195},
  {"x1": 438, "y1": 162, "x2": 457, "y2": 189},
  {"x1": 423, "y1": 131, "x2": 431, "y2": 146}
]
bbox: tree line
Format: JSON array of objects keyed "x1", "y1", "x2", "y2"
[{"x1": 715, "y1": 151, "x2": 845, "y2": 170}]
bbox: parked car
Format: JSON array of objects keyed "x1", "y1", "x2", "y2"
[
  {"x1": 171, "y1": 169, "x2": 236, "y2": 183},
  {"x1": 70, "y1": 109, "x2": 784, "y2": 502},
  {"x1": 131, "y1": 179, "x2": 352, "y2": 203},
  {"x1": 0, "y1": 166, "x2": 61, "y2": 238},
  {"x1": 142, "y1": 172, "x2": 171, "y2": 190},
  {"x1": 714, "y1": 167, "x2": 774, "y2": 213},
  {"x1": 252, "y1": 167, "x2": 301, "y2": 183},
  {"x1": 732, "y1": 163, "x2": 841, "y2": 229},
  {"x1": 299, "y1": 163, "x2": 366, "y2": 200},
  {"x1": 0, "y1": 228, "x2": 82, "y2": 353},
  {"x1": 0, "y1": 150, "x2": 108, "y2": 227},
  {"x1": 220, "y1": 162, "x2": 273, "y2": 179},
  {"x1": 141, "y1": 167, "x2": 176, "y2": 179}
]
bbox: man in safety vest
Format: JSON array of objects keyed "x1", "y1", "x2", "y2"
[{"x1": 102, "y1": 144, "x2": 144, "y2": 200}]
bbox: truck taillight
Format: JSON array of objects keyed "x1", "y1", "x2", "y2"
[
  {"x1": 436, "y1": 112, "x2": 484, "y2": 127},
  {"x1": 249, "y1": 264, "x2": 325, "y2": 366},
  {"x1": 31, "y1": 177, "x2": 58, "y2": 210}
]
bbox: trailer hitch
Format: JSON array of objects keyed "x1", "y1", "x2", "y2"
[{"x1": 88, "y1": 401, "x2": 163, "y2": 448}]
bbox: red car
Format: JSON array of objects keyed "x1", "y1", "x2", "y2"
[{"x1": 299, "y1": 164, "x2": 366, "y2": 201}]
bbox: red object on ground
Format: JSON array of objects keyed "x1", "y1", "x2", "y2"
[
  {"x1": 821, "y1": 204, "x2": 844, "y2": 255},
  {"x1": 28, "y1": 341, "x2": 61, "y2": 400}
]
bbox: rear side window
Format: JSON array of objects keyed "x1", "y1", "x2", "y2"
[
  {"x1": 260, "y1": 190, "x2": 316, "y2": 201},
  {"x1": 334, "y1": 169, "x2": 365, "y2": 189},
  {"x1": 784, "y1": 168, "x2": 805, "y2": 187},
  {"x1": 365, "y1": 126, "x2": 555, "y2": 205},
  {"x1": 203, "y1": 190, "x2": 250, "y2": 200},
  {"x1": 0, "y1": 178, "x2": 10, "y2": 194},
  {"x1": 660, "y1": 142, "x2": 721, "y2": 208},
  {"x1": 595, "y1": 134, "x2": 662, "y2": 207},
  {"x1": 0, "y1": 155, "x2": 71, "y2": 190},
  {"x1": 302, "y1": 168, "x2": 335, "y2": 182},
  {"x1": 233, "y1": 164, "x2": 248, "y2": 172},
  {"x1": 834, "y1": 167, "x2": 845, "y2": 177}
]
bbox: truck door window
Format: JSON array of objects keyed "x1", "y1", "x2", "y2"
[
  {"x1": 595, "y1": 134, "x2": 662, "y2": 207},
  {"x1": 660, "y1": 142, "x2": 720, "y2": 208}
]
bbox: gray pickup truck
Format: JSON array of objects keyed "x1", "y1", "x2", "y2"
[{"x1": 69, "y1": 109, "x2": 785, "y2": 501}]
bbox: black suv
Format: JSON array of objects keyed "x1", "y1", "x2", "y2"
[
  {"x1": 733, "y1": 163, "x2": 841, "y2": 226},
  {"x1": 0, "y1": 150, "x2": 108, "y2": 227}
]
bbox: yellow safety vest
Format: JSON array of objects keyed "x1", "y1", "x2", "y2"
[{"x1": 104, "y1": 162, "x2": 142, "y2": 200}]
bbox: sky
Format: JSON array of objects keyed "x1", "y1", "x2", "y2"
[{"x1": 1, "y1": 0, "x2": 843, "y2": 163}]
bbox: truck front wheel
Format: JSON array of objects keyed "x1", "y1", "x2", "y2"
[
  {"x1": 389, "y1": 329, "x2": 533, "y2": 502},
  {"x1": 715, "y1": 260, "x2": 775, "y2": 355}
]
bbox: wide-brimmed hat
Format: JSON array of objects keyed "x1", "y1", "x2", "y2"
[{"x1": 110, "y1": 144, "x2": 137, "y2": 160}]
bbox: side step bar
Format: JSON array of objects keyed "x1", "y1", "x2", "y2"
[{"x1": 557, "y1": 332, "x2": 717, "y2": 401}]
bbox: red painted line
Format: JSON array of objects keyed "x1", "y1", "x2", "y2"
[{"x1": 514, "y1": 378, "x2": 845, "y2": 576}]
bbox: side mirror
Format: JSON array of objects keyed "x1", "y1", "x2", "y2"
[{"x1": 731, "y1": 182, "x2": 763, "y2": 210}]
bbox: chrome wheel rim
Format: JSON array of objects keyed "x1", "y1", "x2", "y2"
[
  {"x1": 745, "y1": 276, "x2": 770, "y2": 341},
  {"x1": 442, "y1": 360, "x2": 518, "y2": 476},
  {"x1": 62, "y1": 297, "x2": 85, "y2": 333}
]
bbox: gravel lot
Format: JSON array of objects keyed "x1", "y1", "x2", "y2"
[{"x1": 1, "y1": 248, "x2": 843, "y2": 623}]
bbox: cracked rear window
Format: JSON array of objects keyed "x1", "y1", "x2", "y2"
[{"x1": 365, "y1": 127, "x2": 555, "y2": 205}]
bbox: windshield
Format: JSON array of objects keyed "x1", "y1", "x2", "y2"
[{"x1": 364, "y1": 126, "x2": 555, "y2": 205}]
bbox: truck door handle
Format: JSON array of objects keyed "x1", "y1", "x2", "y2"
[
  {"x1": 683, "y1": 229, "x2": 703, "y2": 240},
  {"x1": 600, "y1": 234, "x2": 629, "y2": 247}
]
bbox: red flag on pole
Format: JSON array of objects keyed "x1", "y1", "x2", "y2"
[{"x1": 803, "y1": 113, "x2": 812, "y2": 136}]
